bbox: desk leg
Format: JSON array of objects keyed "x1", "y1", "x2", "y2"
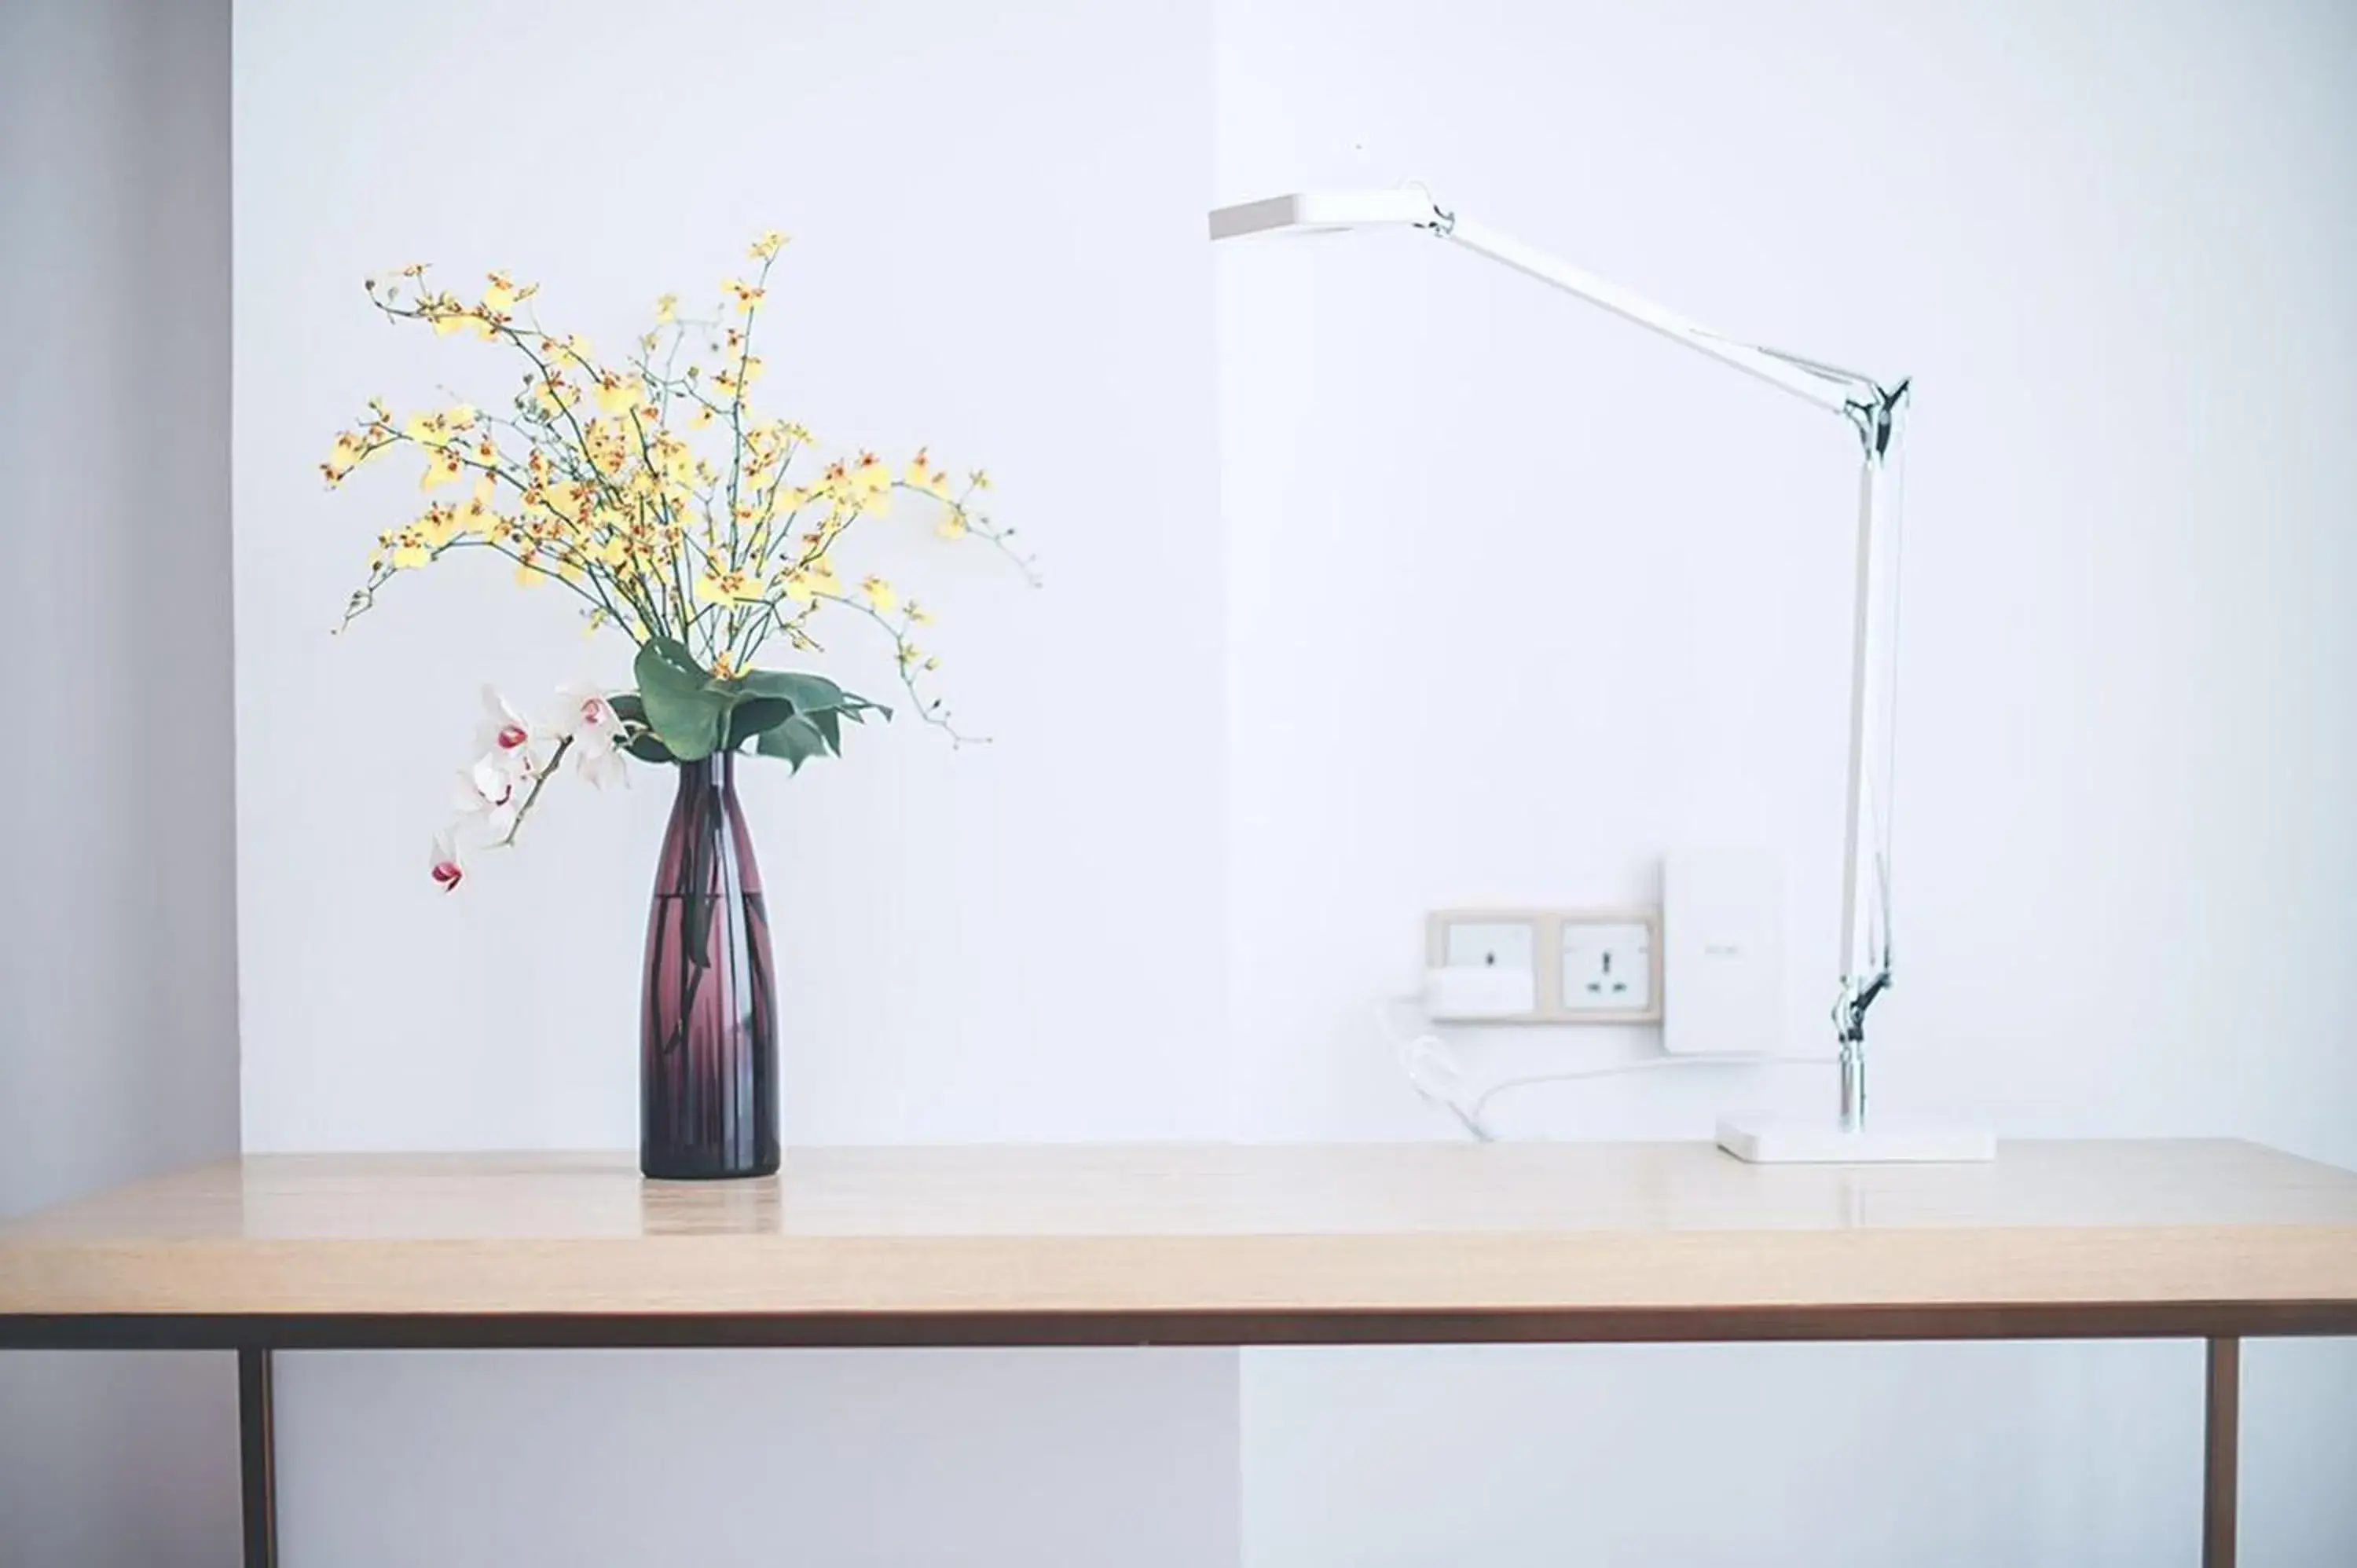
[
  {"x1": 2205, "y1": 1336, "x2": 2238, "y2": 1568},
  {"x1": 239, "y1": 1348, "x2": 279, "y2": 1568}
]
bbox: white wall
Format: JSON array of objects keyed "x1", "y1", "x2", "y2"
[
  {"x1": 279, "y1": 1350, "x2": 1237, "y2": 1568},
  {"x1": 231, "y1": 1, "x2": 1238, "y2": 1562},
  {"x1": 234, "y1": 0, "x2": 1230, "y2": 1155},
  {"x1": 1216, "y1": 0, "x2": 2357, "y2": 1563},
  {"x1": 0, "y1": 2, "x2": 243, "y2": 1563}
]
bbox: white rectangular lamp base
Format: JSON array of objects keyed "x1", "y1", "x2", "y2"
[{"x1": 1716, "y1": 1117, "x2": 1995, "y2": 1164}]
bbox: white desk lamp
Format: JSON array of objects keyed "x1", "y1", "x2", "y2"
[{"x1": 1211, "y1": 188, "x2": 1990, "y2": 1163}]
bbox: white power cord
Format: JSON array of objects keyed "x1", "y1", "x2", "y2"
[{"x1": 1376, "y1": 998, "x2": 1831, "y2": 1141}]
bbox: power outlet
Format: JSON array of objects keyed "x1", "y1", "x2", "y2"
[
  {"x1": 1426, "y1": 908, "x2": 1661, "y2": 1023},
  {"x1": 1560, "y1": 919, "x2": 1655, "y2": 1017},
  {"x1": 1442, "y1": 920, "x2": 1537, "y2": 973}
]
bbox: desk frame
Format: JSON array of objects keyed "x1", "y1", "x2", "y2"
[{"x1": 9, "y1": 1300, "x2": 2353, "y2": 1568}]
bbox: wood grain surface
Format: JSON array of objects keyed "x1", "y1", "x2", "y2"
[{"x1": 3, "y1": 1141, "x2": 2355, "y2": 1327}]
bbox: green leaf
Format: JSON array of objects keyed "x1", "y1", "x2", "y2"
[
  {"x1": 724, "y1": 696, "x2": 798, "y2": 751},
  {"x1": 806, "y1": 705, "x2": 842, "y2": 756},
  {"x1": 755, "y1": 713, "x2": 834, "y2": 772},
  {"x1": 633, "y1": 638, "x2": 728, "y2": 761},
  {"x1": 733, "y1": 669, "x2": 849, "y2": 714},
  {"x1": 607, "y1": 692, "x2": 676, "y2": 764}
]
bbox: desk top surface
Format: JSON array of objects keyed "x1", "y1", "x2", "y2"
[{"x1": 4, "y1": 1141, "x2": 2355, "y2": 1332}]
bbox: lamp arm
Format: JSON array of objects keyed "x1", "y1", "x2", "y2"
[
  {"x1": 1416, "y1": 191, "x2": 1915, "y2": 1126},
  {"x1": 1402, "y1": 197, "x2": 1903, "y2": 434},
  {"x1": 1831, "y1": 402, "x2": 1909, "y2": 1127}
]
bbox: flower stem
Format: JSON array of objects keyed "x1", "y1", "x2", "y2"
[{"x1": 494, "y1": 735, "x2": 576, "y2": 848}]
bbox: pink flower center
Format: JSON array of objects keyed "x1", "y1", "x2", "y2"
[
  {"x1": 431, "y1": 861, "x2": 463, "y2": 890},
  {"x1": 497, "y1": 724, "x2": 529, "y2": 749}
]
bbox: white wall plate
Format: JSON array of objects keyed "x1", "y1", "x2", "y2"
[{"x1": 1425, "y1": 909, "x2": 1661, "y2": 1024}]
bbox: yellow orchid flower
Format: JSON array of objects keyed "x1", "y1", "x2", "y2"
[
  {"x1": 528, "y1": 376, "x2": 577, "y2": 415},
  {"x1": 904, "y1": 447, "x2": 951, "y2": 498},
  {"x1": 712, "y1": 366, "x2": 762, "y2": 400},
  {"x1": 329, "y1": 237, "x2": 1021, "y2": 735},
  {"x1": 321, "y1": 431, "x2": 370, "y2": 485},
  {"x1": 420, "y1": 447, "x2": 464, "y2": 491},
  {"x1": 430, "y1": 299, "x2": 495, "y2": 341},
  {"x1": 846, "y1": 451, "x2": 893, "y2": 515},
  {"x1": 417, "y1": 504, "x2": 460, "y2": 549},
  {"x1": 695, "y1": 568, "x2": 765, "y2": 606},
  {"x1": 593, "y1": 372, "x2": 643, "y2": 416},
  {"x1": 652, "y1": 438, "x2": 696, "y2": 483},
  {"x1": 457, "y1": 498, "x2": 500, "y2": 540}
]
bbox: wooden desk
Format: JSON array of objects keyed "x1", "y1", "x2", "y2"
[{"x1": 5, "y1": 1139, "x2": 2355, "y2": 1566}]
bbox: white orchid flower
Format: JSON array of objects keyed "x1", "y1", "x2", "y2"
[
  {"x1": 552, "y1": 682, "x2": 629, "y2": 788},
  {"x1": 428, "y1": 829, "x2": 466, "y2": 893},
  {"x1": 453, "y1": 755, "x2": 520, "y2": 841},
  {"x1": 552, "y1": 682, "x2": 624, "y2": 751},
  {"x1": 575, "y1": 742, "x2": 629, "y2": 789},
  {"x1": 476, "y1": 685, "x2": 548, "y2": 776}
]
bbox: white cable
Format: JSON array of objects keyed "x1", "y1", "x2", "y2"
[{"x1": 1376, "y1": 997, "x2": 1832, "y2": 1142}]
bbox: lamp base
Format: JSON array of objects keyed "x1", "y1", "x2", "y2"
[{"x1": 1715, "y1": 1116, "x2": 1994, "y2": 1164}]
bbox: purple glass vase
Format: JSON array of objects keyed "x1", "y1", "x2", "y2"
[{"x1": 640, "y1": 754, "x2": 779, "y2": 1180}]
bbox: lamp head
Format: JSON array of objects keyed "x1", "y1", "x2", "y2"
[{"x1": 1208, "y1": 189, "x2": 1444, "y2": 241}]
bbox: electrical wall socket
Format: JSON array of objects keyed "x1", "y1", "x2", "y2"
[
  {"x1": 1442, "y1": 920, "x2": 1536, "y2": 973},
  {"x1": 1560, "y1": 919, "x2": 1655, "y2": 1017},
  {"x1": 1425, "y1": 908, "x2": 1662, "y2": 1024}
]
